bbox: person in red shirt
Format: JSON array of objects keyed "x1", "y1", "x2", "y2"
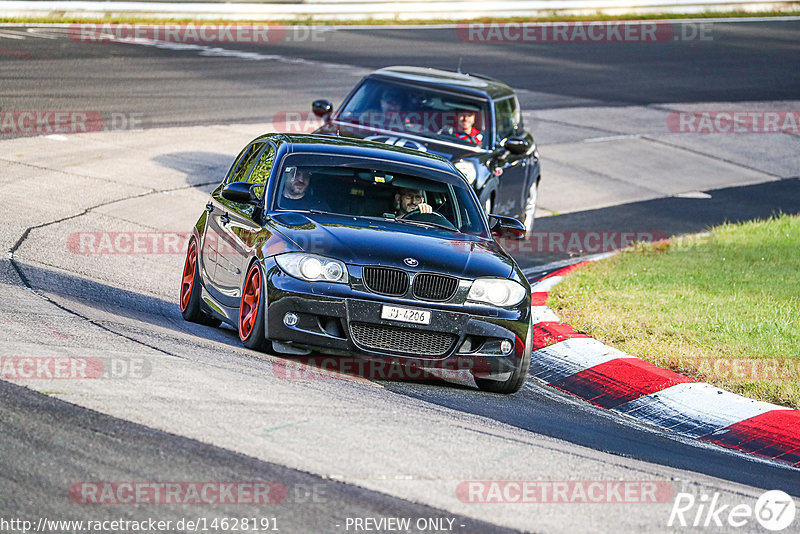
[{"x1": 443, "y1": 109, "x2": 483, "y2": 145}]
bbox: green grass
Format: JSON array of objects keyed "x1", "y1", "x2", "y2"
[
  {"x1": 548, "y1": 214, "x2": 800, "y2": 409},
  {"x1": 3, "y1": 9, "x2": 800, "y2": 25}
]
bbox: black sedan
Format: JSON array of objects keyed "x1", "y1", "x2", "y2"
[
  {"x1": 312, "y1": 66, "x2": 541, "y2": 231},
  {"x1": 180, "y1": 134, "x2": 532, "y2": 393}
]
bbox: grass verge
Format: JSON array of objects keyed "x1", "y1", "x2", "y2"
[
  {"x1": 2, "y1": 9, "x2": 800, "y2": 25},
  {"x1": 548, "y1": 213, "x2": 800, "y2": 409}
]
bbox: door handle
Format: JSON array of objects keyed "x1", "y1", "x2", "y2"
[{"x1": 205, "y1": 202, "x2": 214, "y2": 212}]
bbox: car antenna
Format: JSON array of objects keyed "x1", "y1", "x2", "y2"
[{"x1": 456, "y1": 57, "x2": 463, "y2": 74}]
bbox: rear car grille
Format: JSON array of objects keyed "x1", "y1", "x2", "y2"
[
  {"x1": 350, "y1": 322, "x2": 457, "y2": 357},
  {"x1": 412, "y1": 273, "x2": 459, "y2": 301},
  {"x1": 362, "y1": 267, "x2": 409, "y2": 296}
]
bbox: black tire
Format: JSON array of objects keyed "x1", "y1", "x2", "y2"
[
  {"x1": 238, "y1": 262, "x2": 270, "y2": 351},
  {"x1": 179, "y1": 239, "x2": 221, "y2": 327},
  {"x1": 479, "y1": 190, "x2": 494, "y2": 215},
  {"x1": 522, "y1": 178, "x2": 539, "y2": 233},
  {"x1": 474, "y1": 326, "x2": 532, "y2": 394}
]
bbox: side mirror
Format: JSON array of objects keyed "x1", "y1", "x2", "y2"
[
  {"x1": 489, "y1": 215, "x2": 526, "y2": 240},
  {"x1": 312, "y1": 99, "x2": 333, "y2": 119},
  {"x1": 503, "y1": 136, "x2": 531, "y2": 156},
  {"x1": 221, "y1": 182, "x2": 259, "y2": 204}
]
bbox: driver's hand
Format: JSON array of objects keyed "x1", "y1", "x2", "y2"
[{"x1": 417, "y1": 203, "x2": 433, "y2": 214}]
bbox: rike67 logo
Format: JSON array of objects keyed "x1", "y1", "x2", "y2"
[{"x1": 668, "y1": 490, "x2": 796, "y2": 531}]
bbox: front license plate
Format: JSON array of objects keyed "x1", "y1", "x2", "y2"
[{"x1": 381, "y1": 305, "x2": 431, "y2": 325}]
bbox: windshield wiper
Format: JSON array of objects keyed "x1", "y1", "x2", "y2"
[{"x1": 390, "y1": 217, "x2": 460, "y2": 233}]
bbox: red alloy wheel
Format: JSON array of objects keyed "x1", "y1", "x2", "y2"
[
  {"x1": 239, "y1": 265, "x2": 262, "y2": 341},
  {"x1": 179, "y1": 242, "x2": 197, "y2": 312}
]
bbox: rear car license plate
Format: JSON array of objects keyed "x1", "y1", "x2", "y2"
[{"x1": 381, "y1": 305, "x2": 431, "y2": 325}]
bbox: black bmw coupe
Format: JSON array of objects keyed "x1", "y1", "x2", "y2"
[{"x1": 180, "y1": 134, "x2": 533, "y2": 393}]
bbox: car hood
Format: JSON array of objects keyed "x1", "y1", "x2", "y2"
[
  {"x1": 317, "y1": 122, "x2": 482, "y2": 163},
  {"x1": 269, "y1": 212, "x2": 513, "y2": 279}
]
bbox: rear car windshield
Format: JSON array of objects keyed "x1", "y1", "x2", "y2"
[{"x1": 337, "y1": 79, "x2": 491, "y2": 150}]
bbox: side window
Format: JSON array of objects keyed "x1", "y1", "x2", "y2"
[
  {"x1": 224, "y1": 146, "x2": 250, "y2": 183},
  {"x1": 248, "y1": 143, "x2": 275, "y2": 199},
  {"x1": 227, "y1": 142, "x2": 265, "y2": 184},
  {"x1": 494, "y1": 97, "x2": 521, "y2": 143}
]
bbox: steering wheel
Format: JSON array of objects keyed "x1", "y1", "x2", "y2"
[{"x1": 401, "y1": 209, "x2": 457, "y2": 230}]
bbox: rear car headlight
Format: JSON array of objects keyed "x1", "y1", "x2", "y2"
[
  {"x1": 275, "y1": 253, "x2": 349, "y2": 283},
  {"x1": 468, "y1": 278, "x2": 526, "y2": 307},
  {"x1": 454, "y1": 160, "x2": 477, "y2": 185}
]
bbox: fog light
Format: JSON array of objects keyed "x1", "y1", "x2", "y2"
[
  {"x1": 500, "y1": 339, "x2": 513, "y2": 355},
  {"x1": 283, "y1": 312, "x2": 298, "y2": 327}
]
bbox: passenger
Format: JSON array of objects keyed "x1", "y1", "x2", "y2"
[
  {"x1": 394, "y1": 188, "x2": 433, "y2": 217},
  {"x1": 280, "y1": 168, "x2": 330, "y2": 212}
]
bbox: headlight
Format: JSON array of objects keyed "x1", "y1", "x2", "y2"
[
  {"x1": 454, "y1": 160, "x2": 477, "y2": 185},
  {"x1": 468, "y1": 278, "x2": 526, "y2": 307},
  {"x1": 275, "y1": 253, "x2": 349, "y2": 283}
]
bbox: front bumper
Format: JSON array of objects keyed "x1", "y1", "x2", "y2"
[{"x1": 264, "y1": 264, "x2": 531, "y2": 381}]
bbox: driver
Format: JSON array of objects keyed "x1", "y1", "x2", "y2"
[
  {"x1": 394, "y1": 188, "x2": 432, "y2": 217},
  {"x1": 379, "y1": 87, "x2": 405, "y2": 114},
  {"x1": 441, "y1": 108, "x2": 483, "y2": 145}
]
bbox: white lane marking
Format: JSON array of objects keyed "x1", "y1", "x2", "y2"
[
  {"x1": 25, "y1": 28, "x2": 61, "y2": 39},
  {"x1": 98, "y1": 36, "x2": 370, "y2": 75},
  {"x1": 584, "y1": 134, "x2": 641, "y2": 143},
  {"x1": 674, "y1": 191, "x2": 712, "y2": 199},
  {"x1": 0, "y1": 30, "x2": 26, "y2": 40},
  {"x1": 614, "y1": 382, "x2": 788, "y2": 438}
]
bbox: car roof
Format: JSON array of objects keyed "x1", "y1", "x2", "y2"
[
  {"x1": 253, "y1": 133, "x2": 462, "y2": 177},
  {"x1": 368, "y1": 66, "x2": 516, "y2": 100}
]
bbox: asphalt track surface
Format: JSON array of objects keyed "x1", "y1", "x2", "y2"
[{"x1": 1, "y1": 19, "x2": 800, "y2": 534}]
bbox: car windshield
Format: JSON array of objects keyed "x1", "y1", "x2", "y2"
[
  {"x1": 272, "y1": 155, "x2": 490, "y2": 236},
  {"x1": 337, "y1": 78, "x2": 491, "y2": 150}
]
